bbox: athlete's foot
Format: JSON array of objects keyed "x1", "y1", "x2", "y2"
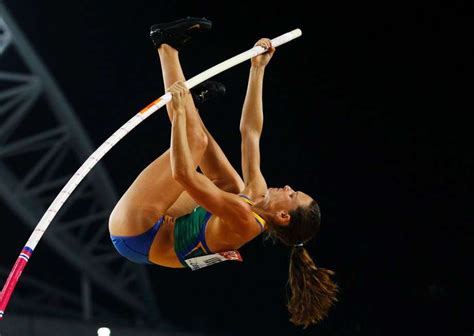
[
  {"x1": 150, "y1": 17, "x2": 212, "y2": 50},
  {"x1": 191, "y1": 81, "x2": 226, "y2": 106}
]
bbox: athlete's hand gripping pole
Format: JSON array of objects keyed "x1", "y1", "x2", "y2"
[{"x1": 0, "y1": 28, "x2": 302, "y2": 319}]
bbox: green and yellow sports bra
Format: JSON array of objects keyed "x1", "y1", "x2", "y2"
[{"x1": 173, "y1": 194, "x2": 266, "y2": 267}]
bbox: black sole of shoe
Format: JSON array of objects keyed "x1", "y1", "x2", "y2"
[{"x1": 150, "y1": 17, "x2": 212, "y2": 34}]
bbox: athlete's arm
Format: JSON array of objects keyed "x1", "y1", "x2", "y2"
[
  {"x1": 240, "y1": 39, "x2": 275, "y2": 198},
  {"x1": 169, "y1": 82, "x2": 255, "y2": 234}
]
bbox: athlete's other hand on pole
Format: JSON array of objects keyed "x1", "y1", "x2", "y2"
[
  {"x1": 168, "y1": 80, "x2": 189, "y2": 112},
  {"x1": 251, "y1": 38, "x2": 275, "y2": 67}
]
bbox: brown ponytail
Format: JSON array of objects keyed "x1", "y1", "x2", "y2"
[
  {"x1": 264, "y1": 200, "x2": 339, "y2": 328},
  {"x1": 288, "y1": 246, "x2": 338, "y2": 328}
]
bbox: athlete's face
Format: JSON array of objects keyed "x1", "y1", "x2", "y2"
[{"x1": 266, "y1": 185, "x2": 313, "y2": 225}]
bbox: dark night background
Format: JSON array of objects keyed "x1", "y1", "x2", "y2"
[{"x1": 1, "y1": 1, "x2": 473, "y2": 335}]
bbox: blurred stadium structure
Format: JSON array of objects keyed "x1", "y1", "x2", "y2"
[{"x1": 0, "y1": 2, "x2": 192, "y2": 334}]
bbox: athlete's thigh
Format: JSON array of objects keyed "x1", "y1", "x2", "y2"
[
  {"x1": 125, "y1": 149, "x2": 188, "y2": 213},
  {"x1": 110, "y1": 149, "x2": 186, "y2": 236}
]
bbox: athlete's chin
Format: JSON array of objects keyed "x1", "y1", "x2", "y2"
[{"x1": 266, "y1": 188, "x2": 276, "y2": 198}]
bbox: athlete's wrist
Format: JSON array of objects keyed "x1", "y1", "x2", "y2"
[
  {"x1": 250, "y1": 65, "x2": 266, "y2": 76},
  {"x1": 175, "y1": 107, "x2": 186, "y2": 115},
  {"x1": 251, "y1": 64, "x2": 266, "y2": 70}
]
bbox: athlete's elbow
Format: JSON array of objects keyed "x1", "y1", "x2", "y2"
[
  {"x1": 240, "y1": 127, "x2": 261, "y2": 140},
  {"x1": 172, "y1": 166, "x2": 193, "y2": 184}
]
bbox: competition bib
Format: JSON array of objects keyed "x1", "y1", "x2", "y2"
[{"x1": 185, "y1": 250, "x2": 243, "y2": 271}]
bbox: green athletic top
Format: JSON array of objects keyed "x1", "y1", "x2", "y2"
[{"x1": 173, "y1": 194, "x2": 266, "y2": 267}]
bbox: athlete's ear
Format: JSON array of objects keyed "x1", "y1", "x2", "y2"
[{"x1": 275, "y1": 210, "x2": 290, "y2": 226}]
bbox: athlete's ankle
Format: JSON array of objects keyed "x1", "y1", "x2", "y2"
[
  {"x1": 158, "y1": 43, "x2": 176, "y2": 52},
  {"x1": 158, "y1": 43, "x2": 179, "y2": 57}
]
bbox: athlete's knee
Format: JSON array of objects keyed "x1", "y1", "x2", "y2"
[
  {"x1": 228, "y1": 177, "x2": 245, "y2": 194},
  {"x1": 214, "y1": 177, "x2": 245, "y2": 194}
]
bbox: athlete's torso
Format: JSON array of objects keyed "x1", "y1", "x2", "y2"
[{"x1": 148, "y1": 195, "x2": 265, "y2": 268}]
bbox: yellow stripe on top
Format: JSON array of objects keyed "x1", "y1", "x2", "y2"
[{"x1": 239, "y1": 194, "x2": 266, "y2": 232}]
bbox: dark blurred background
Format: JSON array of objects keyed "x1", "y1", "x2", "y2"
[{"x1": 1, "y1": 1, "x2": 473, "y2": 335}]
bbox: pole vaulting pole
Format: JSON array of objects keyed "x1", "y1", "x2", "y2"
[{"x1": 0, "y1": 29, "x2": 302, "y2": 319}]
